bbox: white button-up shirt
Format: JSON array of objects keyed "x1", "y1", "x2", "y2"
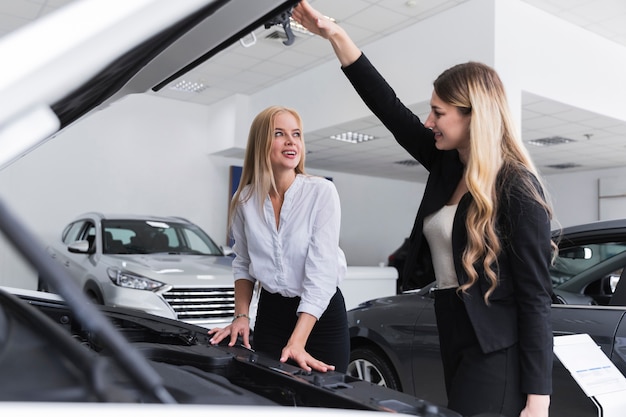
[{"x1": 231, "y1": 174, "x2": 347, "y2": 319}]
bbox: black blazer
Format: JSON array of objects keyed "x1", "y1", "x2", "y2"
[{"x1": 342, "y1": 54, "x2": 553, "y2": 395}]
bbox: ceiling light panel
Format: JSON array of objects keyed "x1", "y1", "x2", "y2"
[
  {"x1": 169, "y1": 80, "x2": 209, "y2": 93},
  {"x1": 527, "y1": 136, "x2": 576, "y2": 147},
  {"x1": 330, "y1": 131, "x2": 376, "y2": 144}
]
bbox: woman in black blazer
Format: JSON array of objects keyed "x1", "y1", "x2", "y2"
[{"x1": 294, "y1": 3, "x2": 556, "y2": 417}]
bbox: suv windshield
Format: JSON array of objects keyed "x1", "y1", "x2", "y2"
[{"x1": 102, "y1": 219, "x2": 222, "y2": 255}]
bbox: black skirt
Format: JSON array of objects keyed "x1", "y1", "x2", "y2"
[
  {"x1": 434, "y1": 288, "x2": 525, "y2": 417},
  {"x1": 252, "y1": 287, "x2": 350, "y2": 373}
]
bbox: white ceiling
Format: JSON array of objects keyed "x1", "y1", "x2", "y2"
[{"x1": 2, "y1": 0, "x2": 626, "y2": 182}]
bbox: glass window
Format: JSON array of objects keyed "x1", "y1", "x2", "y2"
[
  {"x1": 550, "y1": 242, "x2": 626, "y2": 287},
  {"x1": 62, "y1": 221, "x2": 87, "y2": 244},
  {"x1": 101, "y1": 219, "x2": 222, "y2": 255}
]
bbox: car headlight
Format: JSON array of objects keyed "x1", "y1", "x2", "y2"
[{"x1": 107, "y1": 268, "x2": 164, "y2": 291}]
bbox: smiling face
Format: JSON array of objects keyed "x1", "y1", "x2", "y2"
[
  {"x1": 424, "y1": 91, "x2": 471, "y2": 161},
  {"x1": 269, "y1": 111, "x2": 303, "y2": 175}
]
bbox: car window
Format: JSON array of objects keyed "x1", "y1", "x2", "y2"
[
  {"x1": 62, "y1": 221, "x2": 86, "y2": 244},
  {"x1": 82, "y1": 223, "x2": 96, "y2": 240},
  {"x1": 109, "y1": 228, "x2": 134, "y2": 244},
  {"x1": 550, "y1": 242, "x2": 626, "y2": 287},
  {"x1": 180, "y1": 227, "x2": 218, "y2": 254},
  {"x1": 174, "y1": 224, "x2": 222, "y2": 255},
  {"x1": 163, "y1": 228, "x2": 180, "y2": 248},
  {"x1": 101, "y1": 219, "x2": 222, "y2": 255},
  {"x1": 82, "y1": 222, "x2": 97, "y2": 251}
]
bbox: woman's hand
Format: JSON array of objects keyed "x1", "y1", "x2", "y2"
[
  {"x1": 292, "y1": 0, "x2": 338, "y2": 39},
  {"x1": 292, "y1": 0, "x2": 361, "y2": 66},
  {"x1": 280, "y1": 311, "x2": 335, "y2": 372},
  {"x1": 208, "y1": 316, "x2": 251, "y2": 349},
  {"x1": 280, "y1": 340, "x2": 335, "y2": 373},
  {"x1": 520, "y1": 394, "x2": 550, "y2": 417}
]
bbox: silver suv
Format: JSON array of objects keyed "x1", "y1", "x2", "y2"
[{"x1": 43, "y1": 212, "x2": 235, "y2": 328}]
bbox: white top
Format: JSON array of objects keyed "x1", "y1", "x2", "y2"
[
  {"x1": 423, "y1": 204, "x2": 459, "y2": 290},
  {"x1": 231, "y1": 174, "x2": 347, "y2": 319}
]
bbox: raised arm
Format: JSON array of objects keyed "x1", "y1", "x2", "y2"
[{"x1": 292, "y1": 0, "x2": 361, "y2": 67}]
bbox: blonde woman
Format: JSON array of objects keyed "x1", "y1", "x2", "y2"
[
  {"x1": 208, "y1": 105, "x2": 349, "y2": 373},
  {"x1": 294, "y1": 2, "x2": 554, "y2": 416}
]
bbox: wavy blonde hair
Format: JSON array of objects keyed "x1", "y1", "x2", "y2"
[
  {"x1": 228, "y1": 105, "x2": 306, "y2": 226},
  {"x1": 434, "y1": 62, "x2": 556, "y2": 303}
]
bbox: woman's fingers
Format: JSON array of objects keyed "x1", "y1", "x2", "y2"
[{"x1": 280, "y1": 346, "x2": 335, "y2": 373}]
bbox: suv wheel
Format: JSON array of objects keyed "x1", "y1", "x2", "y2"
[{"x1": 83, "y1": 283, "x2": 104, "y2": 304}]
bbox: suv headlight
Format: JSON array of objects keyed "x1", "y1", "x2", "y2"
[{"x1": 107, "y1": 268, "x2": 164, "y2": 291}]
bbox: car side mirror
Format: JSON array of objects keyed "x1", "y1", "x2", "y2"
[
  {"x1": 221, "y1": 245, "x2": 234, "y2": 256},
  {"x1": 68, "y1": 240, "x2": 91, "y2": 254}
]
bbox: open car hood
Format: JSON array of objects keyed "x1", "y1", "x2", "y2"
[{"x1": 0, "y1": 0, "x2": 299, "y2": 170}]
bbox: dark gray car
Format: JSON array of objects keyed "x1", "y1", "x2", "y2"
[{"x1": 347, "y1": 219, "x2": 626, "y2": 417}]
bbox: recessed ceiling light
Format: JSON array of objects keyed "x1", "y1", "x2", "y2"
[
  {"x1": 169, "y1": 80, "x2": 209, "y2": 93},
  {"x1": 330, "y1": 131, "x2": 375, "y2": 144},
  {"x1": 395, "y1": 159, "x2": 419, "y2": 166},
  {"x1": 546, "y1": 162, "x2": 582, "y2": 169},
  {"x1": 527, "y1": 136, "x2": 575, "y2": 147}
]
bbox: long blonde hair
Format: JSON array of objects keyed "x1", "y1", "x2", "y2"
[
  {"x1": 228, "y1": 106, "x2": 306, "y2": 226},
  {"x1": 433, "y1": 62, "x2": 556, "y2": 302}
]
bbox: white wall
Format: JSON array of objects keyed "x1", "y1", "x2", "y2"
[
  {"x1": 545, "y1": 166, "x2": 626, "y2": 228},
  {"x1": 325, "y1": 173, "x2": 422, "y2": 266},
  {"x1": 492, "y1": 0, "x2": 626, "y2": 228},
  {"x1": 495, "y1": 0, "x2": 626, "y2": 123}
]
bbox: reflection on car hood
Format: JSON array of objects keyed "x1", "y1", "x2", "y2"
[{"x1": 107, "y1": 254, "x2": 233, "y2": 284}]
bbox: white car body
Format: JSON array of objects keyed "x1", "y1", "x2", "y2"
[{"x1": 45, "y1": 212, "x2": 235, "y2": 328}]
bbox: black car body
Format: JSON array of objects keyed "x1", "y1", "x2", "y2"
[
  {"x1": 348, "y1": 219, "x2": 626, "y2": 417},
  {"x1": 1, "y1": 281, "x2": 460, "y2": 415}
]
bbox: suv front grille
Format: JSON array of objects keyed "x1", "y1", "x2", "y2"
[{"x1": 162, "y1": 287, "x2": 235, "y2": 325}]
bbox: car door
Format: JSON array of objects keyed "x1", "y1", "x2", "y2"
[
  {"x1": 551, "y1": 304, "x2": 626, "y2": 416},
  {"x1": 613, "y1": 307, "x2": 626, "y2": 383},
  {"x1": 48, "y1": 220, "x2": 86, "y2": 276},
  {"x1": 57, "y1": 220, "x2": 97, "y2": 289},
  {"x1": 549, "y1": 237, "x2": 626, "y2": 416}
]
